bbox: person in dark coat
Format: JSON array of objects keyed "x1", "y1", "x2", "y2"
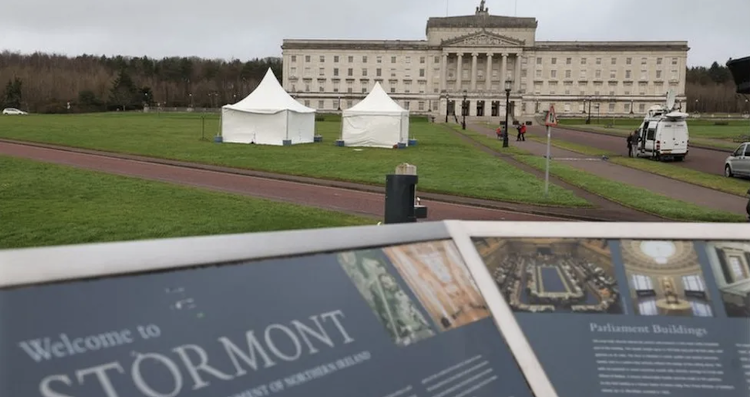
[{"x1": 627, "y1": 130, "x2": 638, "y2": 157}]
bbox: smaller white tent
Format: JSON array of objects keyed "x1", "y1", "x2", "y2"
[
  {"x1": 221, "y1": 69, "x2": 316, "y2": 145},
  {"x1": 341, "y1": 82, "x2": 409, "y2": 148}
]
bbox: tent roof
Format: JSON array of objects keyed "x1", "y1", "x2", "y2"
[
  {"x1": 223, "y1": 69, "x2": 315, "y2": 114},
  {"x1": 344, "y1": 82, "x2": 408, "y2": 114}
]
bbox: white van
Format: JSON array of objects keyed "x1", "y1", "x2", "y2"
[{"x1": 634, "y1": 113, "x2": 690, "y2": 161}]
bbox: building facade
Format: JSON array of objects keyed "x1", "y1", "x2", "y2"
[{"x1": 280, "y1": 1, "x2": 689, "y2": 121}]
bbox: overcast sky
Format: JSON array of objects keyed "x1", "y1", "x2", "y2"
[{"x1": 1, "y1": 0, "x2": 747, "y2": 67}]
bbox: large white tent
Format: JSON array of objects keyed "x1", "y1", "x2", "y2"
[
  {"x1": 341, "y1": 82, "x2": 409, "y2": 148},
  {"x1": 221, "y1": 68, "x2": 316, "y2": 145}
]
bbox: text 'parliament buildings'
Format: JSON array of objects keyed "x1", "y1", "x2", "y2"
[{"x1": 280, "y1": 1, "x2": 689, "y2": 120}]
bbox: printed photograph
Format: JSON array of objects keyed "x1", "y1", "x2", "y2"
[
  {"x1": 620, "y1": 240, "x2": 713, "y2": 317},
  {"x1": 472, "y1": 238, "x2": 623, "y2": 315},
  {"x1": 336, "y1": 249, "x2": 435, "y2": 346},
  {"x1": 704, "y1": 241, "x2": 750, "y2": 318},
  {"x1": 383, "y1": 240, "x2": 491, "y2": 330}
]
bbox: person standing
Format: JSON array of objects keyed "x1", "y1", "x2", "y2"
[{"x1": 519, "y1": 123, "x2": 527, "y2": 141}]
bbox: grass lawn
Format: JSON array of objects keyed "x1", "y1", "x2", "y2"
[
  {"x1": 0, "y1": 112, "x2": 588, "y2": 207},
  {"x1": 0, "y1": 155, "x2": 373, "y2": 249},
  {"x1": 521, "y1": 134, "x2": 750, "y2": 197},
  {"x1": 454, "y1": 128, "x2": 746, "y2": 222},
  {"x1": 558, "y1": 117, "x2": 750, "y2": 150}
]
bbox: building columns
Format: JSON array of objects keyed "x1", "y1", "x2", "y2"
[
  {"x1": 515, "y1": 54, "x2": 522, "y2": 92},
  {"x1": 486, "y1": 53, "x2": 493, "y2": 91},
  {"x1": 501, "y1": 53, "x2": 508, "y2": 85},
  {"x1": 470, "y1": 53, "x2": 478, "y2": 91},
  {"x1": 441, "y1": 53, "x2": 448, "y2": 93},
  {"x1": 456, "y1": 53, "x2": 463, "y2": 91}
]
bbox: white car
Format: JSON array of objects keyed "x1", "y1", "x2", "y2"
[{"x1": 2, "y1": 108, "x2": 27, "y2": 115}]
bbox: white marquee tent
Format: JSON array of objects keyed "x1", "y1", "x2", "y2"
[
  {"x1": 341, "y1": 82, "x2": 409, "y2": 148},
  {"x1": 221, "y1": 68, "x2": 316, "y2": 145}
]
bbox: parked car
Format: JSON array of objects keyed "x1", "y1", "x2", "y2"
[
  {"x1": 2, "y1": 108, "x2": 27, "y2": 115},
  {"x1": 725, "y1": 142, "x2": 750, "y2": 178}
]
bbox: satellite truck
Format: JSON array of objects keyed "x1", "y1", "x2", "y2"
[{"x1": 632, "y1": 89, "x2": 690, "y2": 161}]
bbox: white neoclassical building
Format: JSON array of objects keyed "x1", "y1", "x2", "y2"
[{"x1": 281, "y1": 1, "x2": 689, "y2": 121}]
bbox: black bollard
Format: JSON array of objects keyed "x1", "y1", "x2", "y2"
[{"x1": 384, "y1": 164, "x2": 428, "y2": 224}]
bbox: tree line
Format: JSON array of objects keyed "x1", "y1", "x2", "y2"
[
  {"x1": 1, "y1": 51, "x2": 748, "y2": 114},
  {"x1": 0, "y1": 51, "x2": 282, "y2": 113}
]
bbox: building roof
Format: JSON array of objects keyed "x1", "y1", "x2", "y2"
[{"x1": 426, "y1": 14, "x2": 538, "y2": 35}]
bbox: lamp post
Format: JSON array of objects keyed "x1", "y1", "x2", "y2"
[
  {"x1": 461, "y1": 89, "x2": 467, "y2": 130},
  {"x1": 503, "y1": 79, "x2": 512, "y2": 148},
  {"x1": 337, "y1": 95, "x2": 341, "y2": 111},
  {"x1": 585, "y1": 96, "x2": 592, "y2": 124},
  {"x1": 444, "y1": 92, "x2": 450, "y2": 123}
]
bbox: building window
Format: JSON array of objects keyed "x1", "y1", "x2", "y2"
[
  {"x1": 672, "y1": 57, "x2": 678, "y2": 65},
  {"x1": 290, "y1": 67, "x2": 297, "y2": 76},
  {"x1": 610, "y1": 70, "x2": 616, "y2": 79},
  {"x1": 418, "y1": 101, "x2": 425, "y2": 111},
  {"x1": 361, "y1": 87, "x2": 367, "y2": 93},
  {"x1": 404, "y1": 81, "x2": 411, "y2": 93},
  {"x1": 641, "y1": 57, "x2": 647, "y2": 65},
  {"x1": 551, "y1": 57, "x2": 557, "y2": 64},
  {"x1": 419, "y1": 69, "x2": 425, "y2": 77},
  {"x1": 656, "y1": 58, "x2": 663, "y2": 65},
  {"x1": 406, "y1": 56, "x2": 411, "y2": 63},
  {"x1": 581, "y1": 58, "x2": 587, "y2": 65},
  {"x1": 625, "y1": 70, "x2": 632, "y2": 79},
  {"x1": 626, "y1": 57, "x2": 632, "y2": 65},
  {"x1": 320, "y1": 56, "x2": 325, "y2": 63},
  {"x1": 391, "y1": 68, "x2": 397, "y2": 77},
  {"x1": 304, "y1": 100, "x2": 310, "y2": 107},
  {"x1": 609, "y1": 103, "x2": 615, "y2": 112},
  {"x1": 305, "y1": 55, "x2": 311, "y2": 62},
  {"x1": 362, "y1": 68, "x2": 368, "y2": 76},
  {"x1": 390, "y1": 87, "x2": 396, "y2": 93},
  {"x1": 291, "y1": 55, "x2": 297, "y2": 62},
  {"x1": 347, "y1": 87, "x2": 353, "y2": 93},
  {"x1": 671, "y1": 69, "x2": 678, "y2": 80},
  {"x1": 363, "y1": 56, "x2": 368, "y2": 63},
  {"x1": 656, "y1": 70, "x2": 662, "y2": 79},
  {"x1": 640, "y1": 69, "x2": 648, "y2": 80},
  {"x1": 537, "y1": 57, "x2": 542, "y2": 65},
  {"x1": 319, "y1": 68, "x2": 325, "y2": 76},
  {"x1": 433, "y1": 101, "x2": 439, "y2": 111},
  {"x1": 318, "y1": 100, "x2": 324, "y2": 109},
  {"x1": 551, "y1": 70, "x2": 557, "y2": 78},
  {"x1": 611, "y1": 57, "x2": 617, "y2": 65},
  {"x1": 564, "y1": 57, "x2": 571, "y2": 65},
  {"x1": 580, "y1": 69, "x2": 587, "y2": 79},
  {"x1": 334, "y1": 56, "x2": 339, "y2": 63},
  {"x1": 305, "y1": 84, "x2": 310, "y2": 92},
  {"x1": 347, "y1": 56, "x2": 353, "y2": 63},
  {"x1": 536, "y1": 69, "x2": 542, "y2": 78},
  {"x1": 596, "y1": 70, "x2": 602, "y2": 78},
  {"x1": 624, "y1": 103, "x2": 631, "y2": 113},
  {"x1": 348, "y1": 68, "x2": 353, "y2": 77},
  {"x1": 639, "y1": 103, "x2": 646, "y2": 112},
  {"x1": 333, "y1": 68, "x2": 339, "y2": 77},
  {"x1": 565, "y1": 70, "x2": 571, "y2": 79},
  {"x1": 420, "y1": 56, "x2": 426, "y2": 64},
  {"x1": 406, "y1": 69, "x2": 412, "y2": 78},
  {"x1": 434, "y1": 56, "x2": 440, "y2": 64},
  {"x1": 404, "y1": 101, "x2": 410, "y2": 110},
  {"x1": 549, "y1": 81, "x2": 558, "y2": 94},
  {"x1": 522, "y1": 70, "x2": 528, "y2": 78},
  {"x1": 319, "y1": 85, "x2": 324, "y2": 92},
  {"x1": 596, "y1": 58, "x2": 602, "y2": 65},
  {"x1": 391, "y1": 56, "x2": 397, "y2": 63},
  {"x1": 376, "y1": 68, "x2": 382, "y2": 77}
]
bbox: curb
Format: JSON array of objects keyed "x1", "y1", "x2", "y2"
[{"x1": 0, "y1": 138, "x2": 616, "y2": 222}]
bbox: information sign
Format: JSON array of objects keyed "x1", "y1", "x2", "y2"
[
  {"x1": 469, "y1": 232, "x2": 750, "y2": 397},
  {"x1": 0, "y1": 237, "x2": 535, "y2": 397}
]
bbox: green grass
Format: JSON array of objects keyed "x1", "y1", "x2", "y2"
[
  {"x1": 513, "y1": 155, "x2": 746, "y2": 223},
  {"x1": 453, "y1": 127, "x2": 746, "y2": 222},
  {"x1": 0, "y1": 155, "x2": 373, "y2": 249},
  {"x1": 0, "y1": 112, "x2": 588, "y2": 207},
  {"x1": 521, "y1": 134, "x2": 750, "y2": 197}
]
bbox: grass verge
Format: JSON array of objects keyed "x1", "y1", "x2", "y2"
[
  {"x1": 0, "y1": 155, "x2": 373, "y2": 249},
  {"x1": 522, "y1": 134, "x2": 750, "y2": 197},
  {"x1": 0, "y1": 112, "x2": 588, "y2": 207},
  {"x1": 454, "y1": 127, "x2": 746, "y2": 222}
]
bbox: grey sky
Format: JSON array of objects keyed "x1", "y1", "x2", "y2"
[{"x1": 1, "y1": 0, "x2": 747, "y2": 67}]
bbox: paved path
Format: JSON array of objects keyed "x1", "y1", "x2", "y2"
[
  {"x1": 0, "y1": 140, "x2": 565, "y2": 222},
  {"x1": 471, "y1": 124, "x2": 748, "y2": 216},
  {"x1": 538, "y1": 125, "x2": 731, "y2": 176}
]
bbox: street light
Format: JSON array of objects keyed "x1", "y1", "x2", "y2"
[
  {"x1": 445, "y1": 92, "x2": 451, "y2": 123},
  {"x1": 461, "y1": 89, "x2": 467, "y2": 130},
  {"x1": 337, "y1": 95, "x2": 341, "y2": 111},
  {"x1": 503, "y1": 79, "x2": 512, "y2": 148},
  {"x1": 585, "y1": 96, "x2": 593, "y2": 124}
]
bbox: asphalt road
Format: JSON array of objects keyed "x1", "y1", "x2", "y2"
[
  {"x1": 0, "y1": 140, "x2": 565, "y2": 222},
  {"x1": 531, "y1": 125, "x2": 731, "y2": 176}
]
